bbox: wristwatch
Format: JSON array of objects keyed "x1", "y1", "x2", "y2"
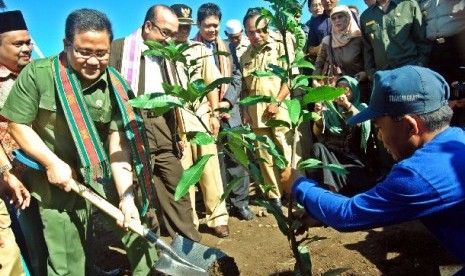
[
  {"x1": 0, "y1": 163, "x2": 13, "y2": 175},
  {"x1": 119, "y1": 189, "x2": 135, "y2": 201}
]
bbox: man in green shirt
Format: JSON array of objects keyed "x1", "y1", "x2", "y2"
[
  {"x1": 360, "y1": 0, "x2": 431, "y2": 79},
  {"x1": 1, "y1": 9, "x2": 158, "y2": 275}
]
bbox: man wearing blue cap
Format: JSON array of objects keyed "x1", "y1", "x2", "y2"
[{"x1": 282, "y1": 65, "x2": 465, "y2": 271}]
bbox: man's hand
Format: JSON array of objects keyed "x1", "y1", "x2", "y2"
[
  {"x1": 292, "y1": 209, "x2": 324, "y2": 234},
  {"x1": 209, "y1": 116, "x2": 220, "y2": 137},
  {"x1": 2, "y1": 171, "x2": 31, "y2": 209},
  {"x1": 117, "y1": 196, "x2": 141, "y2": 231},
  {"x1": 45, "y1": 160, "x2": 73, "y2": 192},
  {"x1": 264, "y1": 103, "x2": 280, "y2": 120},
  {"x1": 281, "y1": 167, "x2": 304, "y2": 195}
]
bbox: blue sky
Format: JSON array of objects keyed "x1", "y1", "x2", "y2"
[{"x1": 4, "y1": 0, "x2": 366, "y2": 58}]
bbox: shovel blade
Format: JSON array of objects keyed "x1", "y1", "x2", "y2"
[{"x1": 154, "y1": 234, "x2": 227, "y2": 275}]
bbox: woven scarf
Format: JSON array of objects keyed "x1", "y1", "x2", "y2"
[
  {"x1": 52, "y1": 53, "x2": 155, "y2": 215},
  {"x1": 193, "y1": 32, "x2": 232, "y2": 99},
  {"x1": 121, "y1": 28, "x2": 143, "y2": 94}
]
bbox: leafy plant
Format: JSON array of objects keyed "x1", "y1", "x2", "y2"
[{"x1": 128, "y1": 0, "x2": 348, "y2": 274}]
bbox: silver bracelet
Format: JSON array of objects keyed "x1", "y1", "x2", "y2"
[{"x1": 0, "y1": 163, "x2": 13, "y2": 175}]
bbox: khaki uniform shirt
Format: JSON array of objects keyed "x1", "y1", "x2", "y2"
[
  {"x1": 234, "y1": 37, "x2": 250, "y2": 62},
  {"x1": 0, "y1": 56, "x2": 122, "y2": 210},
  {"x1": 240, "y1": 38, "x2": 292, "y2": 128},
  {"x1": 170, "y1": 41, "x2": 222, "y2": 133}
]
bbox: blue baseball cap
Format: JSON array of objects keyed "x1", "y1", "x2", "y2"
[{"x1": 348, "y1": 66, "x2": 450, "y2": 125}]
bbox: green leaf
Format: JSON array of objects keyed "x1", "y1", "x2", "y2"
[
  {"x1": 325, "y1": 163, "x2": 348, "y2": 175},
  {"x1": 292, "y1": 75, "x2": 309, "y2": 90},
  {"x1": 265, "y1": 119, "x2": 291, "y2": 128},
  {"x1": 227, "y1": 141, "x2": 249, "y2": 168},
  {"x1": 220, "y1": 176, "x2": 246, "y2": 202},
  {"x1": 302, "y1": 111, "x2": 321, "y2": 123},
  {"x1": 186, "y1": 132, "x2": 215, "y2": 145},
  {"x1": 251, "y1": 69, "x2": 276, "y2": 78},
  {"x1": 292, "y1": 59, "x2": 315, "y2": 70},
  {"x1": 296, "y1": 246, "x2": 312, "y2": 276},
  {"x1": 215, "y1": 50, "x2": 230, "y2": 57},
  {"x1": 239, "y1": 95, "x2": 273, "y2": 106},
  {"x1": 255, "y1": 135, "x2": 288, "y2": 169},
  {"x1": 268, "y1": 63, "x2": 288, "y2": 80},
  {"x1": 203, "y1": 77, "x2": 234, "y2": 93},
  {"x1": 175, "y1": 154, "x2": 213, "y2": 200},
  {"x1": 302, "y1": 86, "x2": 346, "y2": 105},
  {"x1": 128, "y1": 93, "x2": 184, "y2": 116},
  {"x1": 297, "y1": 158, "x2": 323, "y2": 169},
  {"x1": 284, "y1": 99, "x2": 301, "y2": 126},
  {"x1": 249, "y1": 162, "x2": 264, "y2": 184},
  {"x1": 297, "y1": 159, "x2": 348, "y2": 175}
]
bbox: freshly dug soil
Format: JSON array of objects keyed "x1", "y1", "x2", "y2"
[
  {"x1": 207, "y1": 256, "x2": 240, "y2": 276},
  {"x1": 93, "y1": 203, "x2": 460, "y2": 275}
]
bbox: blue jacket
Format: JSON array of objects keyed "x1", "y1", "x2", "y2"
[{"x1": 293, "y1": 127, "x2": 465, "y2": 264}]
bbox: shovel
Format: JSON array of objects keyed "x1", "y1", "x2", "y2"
[{"x1": 13, "y1": 149, "x2": 230, "y2": 275}]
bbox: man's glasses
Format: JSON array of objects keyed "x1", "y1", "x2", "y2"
[
  {"x1": 69, "y1": 43, "x2": 110, "y2": 61},
  {"x1": 150, "y1": 21, "x2": 178, "y2": 38}
]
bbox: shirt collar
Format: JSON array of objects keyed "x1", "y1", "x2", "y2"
[
  {"x1": 82, "y1": 70, "x2": 109, "y2": 93},
  {"x1": 0, "y1": 64, "x2": 19, "y2": 79}
]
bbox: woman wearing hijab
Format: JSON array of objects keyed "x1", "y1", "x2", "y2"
[
  {"x1": 312, "y1": 76, "x2": 374, "y2": 195},
  {"x1": 312, "y1": 5, "x2": 371, "y2": 103}
]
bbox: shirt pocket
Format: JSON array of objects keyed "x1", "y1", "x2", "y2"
[
  {"x1": 388, "y1": 16, "x2": 412, "y2": 42},
  {"x1": 88, "y1": 105, "x2": 113, "y2": 124},
  {"x1": 37, "y1": 95, "x2": 57, "y2": 131},
  {"x1": 364, "y1": 22, "x2": 381, "y2": 42}
]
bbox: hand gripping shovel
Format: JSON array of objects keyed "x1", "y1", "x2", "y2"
[{"x1": 13, "y1": 149, "x2": 230, "y2": 276}]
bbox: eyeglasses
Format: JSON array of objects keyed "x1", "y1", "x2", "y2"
[
  {"x1": 69, "y1": 43, "x2": 110, "y2": 61},
  {"x1": 11, "y1": 41, "x2": 34, "y2": 48},
  {"x1": 150, "y1": 21, "x2": 178, "y2": 38}
]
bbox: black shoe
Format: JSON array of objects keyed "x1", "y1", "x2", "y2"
[
  {"x1": 269, "y1": 198, "x2": 282, "y2": 210},
  {"x1": 234, "y1": 206, "x2": 254, "y2": 220},
  {"x1": 93, "y1": 265, "x2": 122, "y2": 276}
]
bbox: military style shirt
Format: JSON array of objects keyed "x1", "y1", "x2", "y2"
[
  {"x1": 240, "y1": 38, "x2": 292, "y2": 128},
  {"x1": 0, "y1": 56, "x2": 122, "y2": 209},
  {"x1": 416, "y1": 0, "x2": 465, "y2": 39},
  {"x1": 170, "y1": 41, "x2": 222, "y2": 133},
  {"x1": 361, "y1": 0, "x2": 431, "y2": 77}
]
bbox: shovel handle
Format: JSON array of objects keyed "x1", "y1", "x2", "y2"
[
  {"x1": 12, "y1": 149, "x2": 150, "y2": 239},
  {"x1": 67, "y1": 179, "x2": 149, "y2": 238}
]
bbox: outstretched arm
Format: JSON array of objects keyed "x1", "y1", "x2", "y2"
[
  {"x1": 8, "y1": 122, "x2": 73, "y2": 192},
  {"x1": 108, "y1": 130, "x2": 140, "y2": 230}
]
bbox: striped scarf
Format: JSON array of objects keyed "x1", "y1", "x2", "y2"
[
  {"x1": 193, "y1": 32, "x2": 232, "y2": 99},
  {"x1": 52, "y1": 53, "x2": 155, "y2": 215},
  {"x1": 121, "y1": 28, "x2": 143, "y2": 94}
]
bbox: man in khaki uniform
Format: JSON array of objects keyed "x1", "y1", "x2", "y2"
[
  {"x1": 241, "y1": 8, "x2": 301, "y2": 208},
  {"x1": 171, "y1": 4, "x2": 232, "y2": 237}
]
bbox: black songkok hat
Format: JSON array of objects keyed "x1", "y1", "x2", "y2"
[
  {"x1": 170, "y1": 4, "x2": 195, "y2": 25},
  {"x1": 0, "y1": 10, "x2": 28, "y2": 34}
]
